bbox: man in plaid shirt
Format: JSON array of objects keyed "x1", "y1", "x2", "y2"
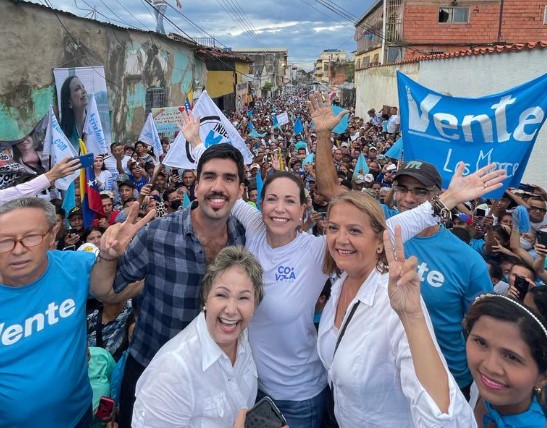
[{"x1": 91, "y1": 143, "x2": 246, "y2": 427}]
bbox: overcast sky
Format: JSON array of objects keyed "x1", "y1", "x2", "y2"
[{"x1": 32, "y1": 0, "x2": 376, "y2": 70}]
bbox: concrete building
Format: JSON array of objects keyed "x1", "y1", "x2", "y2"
[
  {"x1": 0, "y1": 0, "x2": 204, "y2": 143},
  {"x1": 171, "y1": 38, "x2": 252, "y2": 112},
  {"x1": 231, "y1": 48, "x2": 289, "y2": 98},
  {"x1": 314, "y1": 49, "x2": 351, "y2": 84},
  {"x1": 355, "y1": 0, "x2": 547, "y2": 70}
]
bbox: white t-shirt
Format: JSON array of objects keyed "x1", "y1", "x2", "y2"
[
  {"x1": 387, "y1": 114, "x2": 400, "y2": 133},
  {"x1": 232, "y1": 199, "x2": 329, "y2": 400},
  {"x1": 104, "y1": 155, "x2": 131, "y2": 180},
  {"x1": 317, "y1": 270, "x2": 475, "y2": 427},
  {"x1": 133, "y1": 313, "x2": 257, "y2": 428}
]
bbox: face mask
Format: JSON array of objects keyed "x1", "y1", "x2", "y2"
[
  {"x1": 520, "y1": 237, "x2": 533, "y2": 250},
  {"x1": 170, "y1": 199, "x2": 182, "y2": 210}
]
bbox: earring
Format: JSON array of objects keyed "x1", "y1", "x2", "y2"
[
  {"x1": 203, "y1": 305, "x2": 207, "y2": 311},
  {"x1": 534, "y1": 386, "x2": 542, "y2": 395}
]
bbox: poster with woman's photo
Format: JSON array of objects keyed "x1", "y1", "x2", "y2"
[
  {"x1": 53, "y1": 66, "x2": 112, "y2": 153},
  {"x1": 0, "y1": 115, "x2": 49, "y2": 189}
]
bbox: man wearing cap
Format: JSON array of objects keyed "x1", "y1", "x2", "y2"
[
  {"x1": 351, "y1": 174, "x2": 366, "y2": 191},
  {"x1": 58, "y1": 207, "x2": 86, "y2": 250},
  {"x1": 115, "y1": 178, "x2": 137, "y2": 210},
  {"x1": 389, "y1": 161, "x2": 492, "y2": 399},
  {"x1": 377, "y1": 163, "x2": 397, "y2": 188}
]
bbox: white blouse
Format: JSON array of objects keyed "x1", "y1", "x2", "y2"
[
  {"x1": 133, "y1": 313, "x2": 257, "y2": 428},
  {"x1": 317, "y1": 269, "x2": 476, "y2": 428}
]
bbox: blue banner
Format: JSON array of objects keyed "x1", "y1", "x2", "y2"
[{"x1": 397, "y1": 72, "x2": 547, "y2": 197}]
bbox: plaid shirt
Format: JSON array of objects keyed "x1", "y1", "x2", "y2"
[{"x1": 114, "y1": 206, "x2": 246, "y2": 367}]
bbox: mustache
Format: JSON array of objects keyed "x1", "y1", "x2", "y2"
[{"x1": 206, "y1": 192, "x2": 228, "y2": 199}]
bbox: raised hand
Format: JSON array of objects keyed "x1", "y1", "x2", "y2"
[
  {"x1": 443, "y1": 162, "x2": 507, "y2": 208},
  {"x1": 177, "y1": 110, "x2": 202, "y2": 148},
  {"x1": 99, "y1": 201, "x2": 156, "y2": 260},
  {"x1": 384, "y1": 225, "x2": 423, "y2": 317},
  {"x1": 45, "y1": 157, "x2": 81, "y2": 183},
  {"x1": 308, "y1": 91, "x2": 348, "y2": 133},
  {"x1": 271, "y1": 151, "x2": 281, "y2": 171}
]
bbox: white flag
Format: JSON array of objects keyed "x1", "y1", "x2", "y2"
[
  {"x1": 163, "y1": 91, "x2": 253, "y2": 169},
  {"x1": 43, "y1": 106, "x2": 79, "y2": 190},
  {"x1": 139, "y1": 113, "x2": 163, "y2": 158},
  {"x1": 83, "y1": 93, "x2": 109, "y2": 155}
]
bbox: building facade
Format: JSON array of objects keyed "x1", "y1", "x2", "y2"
[
  {"x1": 0, "y1": 0, "x2": 205, "y2": 143},
  {"x1": 314, "y1": 49, "x2": 351, "y2": 84},
  {"x1": 231, "y1": 48, "x2": 289, "y2": 98},
  {"x1": 355, "y1": 0, "x2": 547, "y2": 70}
]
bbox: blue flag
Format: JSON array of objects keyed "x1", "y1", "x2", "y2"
[
  {"x1": 183, "y1": 192, "x2": 191, "y2": 209},
  {"x1": 294, "y1": 117, "x2": 304, "y2": 135},
  {"x1": 273, "y1": 114, "x2": 280, "y2": 129},
  {"x1": 332, "y1": 106, "x2": 349, "y2": 134},
  {"x1": 248, "y1": 121, "x2": 256, "y2": 131},
  {"x1": 249, "y1": 130, "x2": 267, "y2": 138},
  {"x1": 247, "y1": 109, "x2": 254, "y2": 117},
  {"x1": 397, "y1": 72, "x2": 547, "y2": 197},
  {"x1": 256, "y1": 172, "x2": 263, "y2": 211},
  {"x1": 353, "y1": 153, "x2": 369, "y2": 180},
  {"x1": 385, "y1": 137, "x2": 404, "y2": 160},
  {"x1": 61, "y1": 182, "x2": 76, "y2": 223},
  {"x1": 303, "y1": 152, "x2": 315, "y2": 166}
]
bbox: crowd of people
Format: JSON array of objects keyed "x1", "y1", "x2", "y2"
[{"x1": 0, "y1": 88, "x2": 546, "y2": 428}]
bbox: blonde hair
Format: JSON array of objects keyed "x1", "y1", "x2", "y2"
[{"x1": 322, "y1": 191, "x2": 388, "y2": 275}]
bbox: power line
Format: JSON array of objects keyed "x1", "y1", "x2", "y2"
[{"x1": 164, "y1": 2, "x2": 228, "y2": 49}]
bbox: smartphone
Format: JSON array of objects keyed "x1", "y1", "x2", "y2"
[
  {"x1": 95, "y1": 396, "x2": 115, "y2": 420},
  {"x1": 245, "y1": 397, "x2": 287, "y2": 428},
  {"x1": 70, "y1": 153, "x2": 94, "y2": 168},
  {"x1": 514, "y1": 276, "x2": 530, "y2": 301},
  {"x1": 536, "y1": 230, "x2": 547, "y2": 247},
  {"x1": 475, "y1": 208, "x2": 486, "y2": 217}
]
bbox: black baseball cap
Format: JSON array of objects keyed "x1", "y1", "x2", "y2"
[
  {"x1": 68, "y1": 207, "x2": 83, "y2": 219},
  {"x1": 394, "y1": 161, "x2": 442, "y2": 189}
]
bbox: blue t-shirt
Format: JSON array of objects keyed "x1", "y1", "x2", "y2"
[
  {"x1": 470, "y1": 238, "x2": 485, "y2": 257},
  {"x1": 0, "y1": 251, "x2": 95, "y2": 427},
  {"x1": 404, "y1": 227, "x2": 493, "y2": 388}
]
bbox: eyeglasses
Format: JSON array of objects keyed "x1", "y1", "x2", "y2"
[
  {"x1": 0, "y1": 229, "x2": 53, "y2": 253},
  {"x1": 529, "y1": 206, "x2": 547, "y2": 213},
  {"x1": 393, "y1": 185, "x2": 434, "y2": 199}
]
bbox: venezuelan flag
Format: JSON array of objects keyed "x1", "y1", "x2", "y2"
[{"x1": 79, "y1": 140, "x2": 104, "y2": 228}]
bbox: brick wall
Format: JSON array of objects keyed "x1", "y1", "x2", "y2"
[{"x1": 402, "y1": 0, "x2": 547, "y2": 59}]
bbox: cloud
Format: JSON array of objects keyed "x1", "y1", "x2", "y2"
[{"x1": 35, "y1": 0, "x2": 376, "y2": 70}]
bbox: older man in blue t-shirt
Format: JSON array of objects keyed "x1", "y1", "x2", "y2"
[{"x1": 0, "y1": 197, "x2": 149, "y2": 427}]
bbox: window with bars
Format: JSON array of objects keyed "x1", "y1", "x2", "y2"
[
  {"x1": 439, "y1": 7, "x2": 469, "y2": 23},
  {"x1": 145, "y1": 88, "x2": 165, "y2": 116}
]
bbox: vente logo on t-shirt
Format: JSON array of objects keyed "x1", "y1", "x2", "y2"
[
  {"x1": 275, "y1": 265, "x2": 296, "y2": 282},
  {"x1": 0, "y1": 298, "x2": 76, "y2": 346},
  {"x1": 417, "y1": 262, "x2": 445, "y2": 288}
]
